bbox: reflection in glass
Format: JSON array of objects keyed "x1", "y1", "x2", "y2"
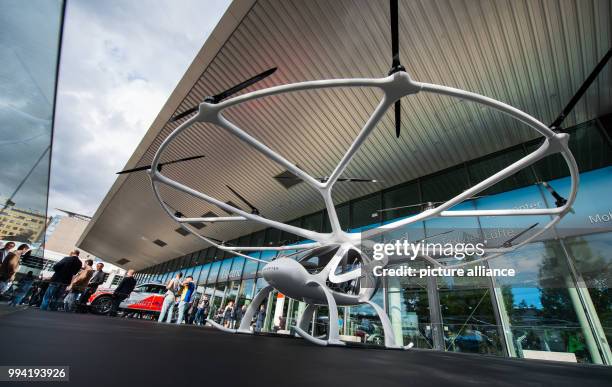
[
  {"x1": 0, "y1": 1, "x2": 63, "y2": 254},
  {"x1": 490, "y1": 242, "x2": 596, "y2": 363}
]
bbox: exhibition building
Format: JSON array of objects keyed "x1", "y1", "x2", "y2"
[{"x1": 74, "y1": 0, "x2": 612, "y2": 365}]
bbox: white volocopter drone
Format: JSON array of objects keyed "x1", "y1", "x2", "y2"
[{"x1": 117, "y1": 1, "x2": 612, "y2": 349}]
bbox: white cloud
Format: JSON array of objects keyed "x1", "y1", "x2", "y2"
[{"x1": 48, "y1": 0, "x2": 230, "y2": 217}]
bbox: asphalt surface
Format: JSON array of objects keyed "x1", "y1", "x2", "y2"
[{"x1": 1, "y1": 305, "x2": 611, "y2": 387}]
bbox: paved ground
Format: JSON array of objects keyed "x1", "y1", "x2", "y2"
[{"x1": 1, "y1": 305, "x2": 611, "y2": 387}]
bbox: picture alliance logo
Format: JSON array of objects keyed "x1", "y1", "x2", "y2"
[{"x1": 371, "y1": 240, "x2": 486, "y2": 261}]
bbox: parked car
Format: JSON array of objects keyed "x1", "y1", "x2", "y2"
[{"x1": 88, "y1": 282, "x2": 167, "y2": 317}]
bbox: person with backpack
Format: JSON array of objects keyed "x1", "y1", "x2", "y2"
[
  {"x1": 158, "y1": 272, "x2": 182, "y2": 323},
  {"x1": 222, "y1": 300, "x2": 235, "y2": 328},
  {"x1": 175, "y1": 276, "x2": 195, "y2": 324},
  {"x1": 64, "y1": 259, "x2": 94, "y2": 312},
  {"x1": 41, "y1": 250, "x2": 82, "y2": 311},
  {"x1": 0, "y1": 243, "x2": 29, "y2": 295}
]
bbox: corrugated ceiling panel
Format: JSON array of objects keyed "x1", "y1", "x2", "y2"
[{"x1": 80, "y1": 0, "x2": 612, "y2": 269}]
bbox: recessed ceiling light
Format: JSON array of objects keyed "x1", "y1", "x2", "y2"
[{"x1": 153, "y1": 239, "x2": 167, "y2": 247}]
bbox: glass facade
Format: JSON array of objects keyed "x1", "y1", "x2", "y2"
[
  {"x1": 0, "y1": 1, "x2": 65, "y2": 262},
  {"x1": 136, "y1": 115, "x2": 612, "y2": 364}
]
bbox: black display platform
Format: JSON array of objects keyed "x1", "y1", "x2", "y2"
[{"x1": 1, "y1": 306, "x2": 610, "y2": 387}]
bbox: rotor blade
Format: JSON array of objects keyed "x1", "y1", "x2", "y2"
[
  {"x1": 501, "y1": 223, "x2": 539, "y2": 248},
  {"x1": 390, "y1": 0, "x2": 400, "y2": 69},
  {"x1": 337, "y1": 178, "x2": 379, "y2": 183},
  {"x1": 116, "y1": 154, "x2": 205, "y2": 175},
  {"x1": 375, "y1": 195, "x2": 489, "y2": 213},
  {"x1": 169, "y1": 106, "x2": 199, "y2": 122},
  {"x1": 409, "y1": 230, "x2": 454, "y2": 244},
  {"x1": 160, "y1": 154, "x2": 205, "y2": 167},
  {"x1": 275, "y1": 176, "x2": 378, "y2": 183},
  {"x1": 226, "y1": 185, "x2": 260, "y2": 215},
  {"x1": 212, "y1": 67, "x2": 277, "y2": 103},
  {"x1": 116, "y1": 164, "x2": 151, "y2": 174},
  {"x1": 394, "y1": 100, "x2": 401, "y2": 137},
  {"x1": 205, "y1": 235, "x2": 226, "y2": 245},
  {"x1": 550, "y1": 48, "x2": 612, "y2": 130}
]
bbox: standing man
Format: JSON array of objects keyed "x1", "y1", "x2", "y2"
[
  {"x1": 64, "y1": 259, "x2": 94, "y2": 312},
  {"x1": 255, "y1": 304, "x2": 266, "y2": 332},
  {"x1": 40, "y1": 250, "x2": 82, "y2": 311},
  {"x1": 176, "y1": 275, "x2": 195, "y2": 325},
  {"x1": 0, "y1": 243, "x2": 29, "y2": 294},
  {"x1": 158, "y1": 272, "x2": 182, "y2": 323},
  {"x1": 77, "y1": 262, "x2": 105, "y2": 312},
  {"x1": 194, "y1": 295, "x2": 210, "y2": 325},
  {"x1": 234, "y1": 304, "x2": 246, "y2": 329},
  {"x1": 0, "y1": 241, "x2": 15, "y2": 264},
  {"x1": 109, "y1": 269, "x2": 136, "y2": 317}
]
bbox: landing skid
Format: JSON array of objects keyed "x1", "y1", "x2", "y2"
[
  {"x1": 206, "y1": 285, "x2": 274, "y2": 335},
  {"x1": 205, "y1": 283, "x2": 413, "y2": 350}
]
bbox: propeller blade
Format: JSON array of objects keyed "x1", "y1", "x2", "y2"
[
  {"x1": 226, "y1": 185, "x2": 261, "y2": 215},
  {"x1": 116, "y1": 154, "x2": 205, "y2": 175},
  {"x1": 501, "y1": 223, "x2": 539, "y2": 248},
  {"x1": 212, "y1": 67, "x2": 277, "y2": 103},
  {"x1": 169, "y1": 107, "x2": 199, "y2": 123},
  {"x1": 394, "y1": 100, "x2": 401, "y2": 137},
  {"x1": 116, "y1": 165, "x2": 151, "y2": 174},
  {"x1": 274, "y1": 176, "x2": 378, "y2": 183},
  {"x1": 422, "y1": 230, "x2": 454, "y2": 241},
  {"x1": 389, "y1": 0, "x2": 400, "y2": 70},
  {"x1": 161, "y1": 154, "x2": 206, "y2": 167},
  {"x1": 374, "y1": 195, "x2": 489, "y2": 214},
  {"x1": 205, "y1": 235, "x2": 226, "y2": 245},
  {"x1": 168, "y1": 67, "x2": 277, "y2": 122},
  {"x1": 337, "y1": 178, "x2": 379, "y2": 183},
  {"x1": 403, "y1": 230, "x2": 454, "y2": 245},
  {"x1": 550, "y1": 48, "x2": 611, "y2": 130}
]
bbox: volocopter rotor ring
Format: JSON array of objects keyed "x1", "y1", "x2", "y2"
[{"x1": 147, "y1": 70, "x2": 579, "y2": 272}]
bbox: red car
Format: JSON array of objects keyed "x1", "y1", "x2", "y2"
[{"x1": 88, "y1": 282, "x2": 167, "y2": 316}]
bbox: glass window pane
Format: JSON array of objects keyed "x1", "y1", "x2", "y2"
[
  {"x1": 229, "y1": 257, "x2": 245, "y2": 281},
  {"x1": 351, "y1": 193, "x2": 381, "y2": 229},
  {"x1": 468, "y1": 147, "x2": 535, "y2": 195},
  {"x1": 207, "y1": 261, "x2": 221, "y2": 284},
  {"x1": 265, "y1": 228, "x2": 282, "y2": 246},
  {"x1": 531, "y1": 119, "x2": 612, "y2": 182},
  {"x1": 489, "y1": 242, "x2": 598, "y2": 363},
  {"x1": 337, "y1": 203, "x2": 350, "y2": 231},
  {"x1": 0, "y1": 1, "x2": 62, "y2": 255},
  {"x1": 197, "y1": 263, "x2": 211, "y2": 285},
  {"x1": 303, "y1": 211, "x2": 323, "y2": 232},
  {"x1": 421, "y1": 165, "x2": 470, "y2": 204},
  {"x1": 564, "y1": 232, "x2": 612, "y2": 354},
  {"x1": 242, "y1": 253, "x2": 261, "y2": 279},
  {"x1": 382, "y1": 182, "x2": 420, "y2": 222}
]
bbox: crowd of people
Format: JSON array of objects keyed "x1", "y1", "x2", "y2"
[
  {"x1": 0, "y1": 243, "x2": 137, "y2": 316},
  {"x1": 1, "y1": 242, "x2": 270, "y2": 330},
  {"x1": 155, "y1": 272, "x2": 268, "y2": 330}
]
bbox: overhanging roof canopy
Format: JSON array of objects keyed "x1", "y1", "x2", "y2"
[{"x1": 78, "y1": 0, "x2": 612, "y2": 270}]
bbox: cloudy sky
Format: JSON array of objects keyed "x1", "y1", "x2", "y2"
[{"x1": 49, "y1": 0, "x2": 230, "y2": 217}]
